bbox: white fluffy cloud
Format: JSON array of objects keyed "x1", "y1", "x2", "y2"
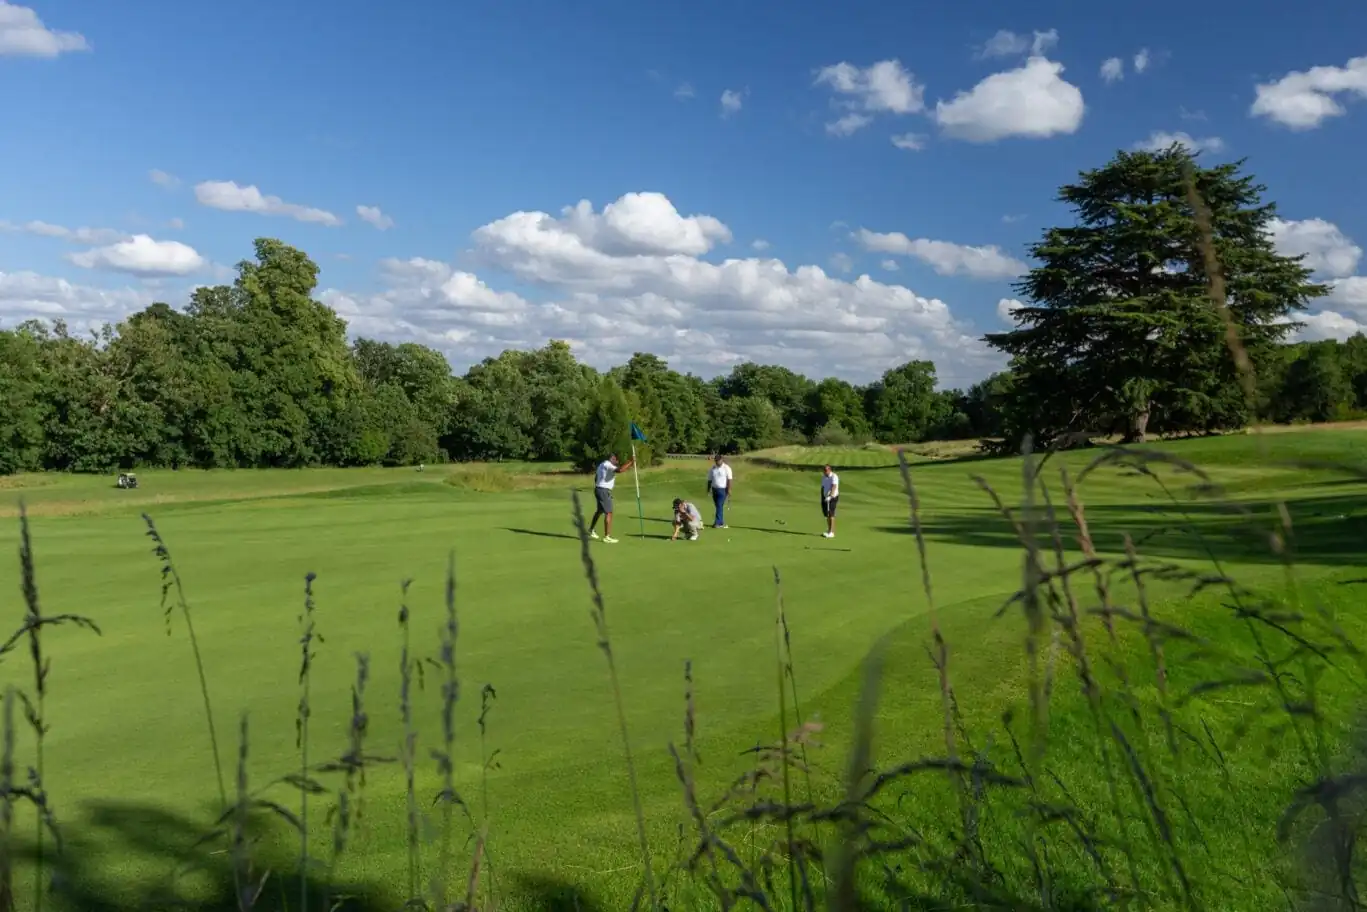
[
  {"x1": 890, "y1": 132, "x2": 926, "y2": 150},
  {"x1": 1251, "y1": 55, "x2": 1367, "y2": 130},
  {"x1": 720, "y1": 89, "x2": 744, "y2": 117},
  {"x1": 1295, "y1": 309, "x2": 1367, "y2": 342},
  {"x1": 322, "y1": 191, "x2": 998, "y2": 382},
  {"x1": 815, "y1": 59, "x2": 923, "y2": 135},
  {"x1": 815, "y1": 59, "x2": 924, "y2": 114},
  {"x1": 977, "y1": 29, "x2": 1058, "y2": 60},
  {"x1": 854, "y1": 228, "x2": 1027, "y2": 280},
  {"x1": 67, "y1": 235, "x2": 205, "y2": 277},
  {"x1": 479, "y1": 191, "x2": 732, "y2": 262},
  {"x1": 1268, "y1": 218, "x2": 1362, "y2": 279},
  {"x1": 1136, "y1": 131, "x2": 1226, "y2": 154},
  {"x1": 880, "y1": 259, "x2": 899, "y2": 272},
  {"x1": 0, "y1": 1, "x2": 87, "y2": 57},
  {"x1": 356, "y1": 205, "x2": 394, "y2": 230},
  {"x1": 0, "y1": 271, "x2": 151, "y2": 329},
  {"x1": 0, "y1": 219, "x2": 124, "y2": 245},
  {"x1": 1100, "y1": 57, "x2": 1124, "y2": 83},
  {"x1": 195, "y1": 180, "x2": 343, "y2": 227},
  {"x1": 997, "y1": 297, "x2": 1024, "y2": 323},
  {"x1": 1133, "y1": 49, "x2": 1150, "y2": 74},
  {"x1": 934, "y1": 56, "x2": 1085, "y2": 141}
]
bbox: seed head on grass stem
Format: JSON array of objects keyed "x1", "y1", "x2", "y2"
[
  {"x1": 142, "y1": 513, "x2": 227, "y2": 812},
  {"x1": 571, "y1": 490, "x2": 657, "y2": 910}
]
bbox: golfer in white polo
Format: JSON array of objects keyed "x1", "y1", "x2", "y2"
[
  {"x1": 820, "y1": 465, "x2": 840, "y2": 538},
  {"x1": 707, "y1": 454, "x2": 733, "y2": 528},
  {"x1": 588, "y1": 452, "x2": 634, "y2": 543}
]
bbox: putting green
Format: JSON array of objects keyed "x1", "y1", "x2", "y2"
[{"x1": 2, "y1": 432, "x2": 1366, "y2": 909}]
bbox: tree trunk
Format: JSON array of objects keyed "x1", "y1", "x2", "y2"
[{"x1": 1123, "y1": 405, "x2": 1151, "y2": 444}]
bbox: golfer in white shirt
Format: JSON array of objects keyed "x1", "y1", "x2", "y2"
[
  {"x1": 707, "y1": 455, "x2": 733, "y2": 528},
  {"x1": 820, "y1": 465, "x2": 840, "y2": 538},
  {"x1": 587, "y1": 452, "x2": 634, "y2": 543}
]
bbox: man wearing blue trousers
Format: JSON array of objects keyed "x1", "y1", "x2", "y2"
[{"x1": 707, "y1": 454, "x2": 733, "y2": 528}]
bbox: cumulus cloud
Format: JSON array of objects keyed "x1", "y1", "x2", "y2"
[
  {"x1": 195, "y1": 180, "x2": 343, "y2": 227},
  {"x1": 0, "y1": 270, "x2": 151, "y2": 330},
  {"x1": 318, "y1": 191, "x2": 1000, "y2": 382},
  {"x1": 356, "y1": 205, "x2": 395, "y2": 230},
  {"x1": 1295, "y1": 309, "x2": 1367, "y2": 342},
  {"x1": 1251, "y1": 55, "x2": 1367, "y2": 130},
  {"x1": 751, "y1": 239, "x2": 770, "y2": 251},
  {"x1": 67, "y1": 235, "x2": 206, "y2": 277},
  {"x1": 1100, "y1": 57, "x2": 1124, "y2": 83},
  {"x1": 477, "y1": 191, "x2": 732, "y2": 262},
  {"x1": 1136, "y1": 131, "x2": 1226, "y2": 154},
  {"x1": 880, "y1": 259, "x2": 899, "y2": 272},
  {"x1": 815, "y1": 59, "x2": 924, "y2": 135},
  {"x1": 720, "y1": 88, "x2": 744, "y2": 117},
  {"x1": 0, "y1": 219, "x2": 125, "y2": 245},
  {"x1": 854, "y1": 228, "x2": 1028, "y2": 280},
  {"x1": 977, "y1": 29, "x2": 1058, "y2": 60},
  {"x1": 890, "y1": 132, "x2": 926, "y2": 150},
  {"x1": 1268, "y1": 218, "x2": 1362, "y2": 279},
  {"x1": 1133, "y1": 48, "x2": 1150, "y2": 74},
  {"x1": 934, "y1": 55, "x2": 1085, "y2": 142},
  {"x1": 149, "y1": 169, "x2": 181, "y2": 189},
  {"x1": 997, "y1": 297, "x2": 1024, "y2": 323},
  {"x1": 0, "y1": 1, "x2": 88, "y2": 57}
]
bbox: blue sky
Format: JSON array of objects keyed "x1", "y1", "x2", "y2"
[{"x1": 2, "y1": 0, "x2": 1366, "y2": 386}]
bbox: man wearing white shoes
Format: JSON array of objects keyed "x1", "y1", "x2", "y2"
[
  {"x1": 820, "y1": 465, "x2": 840, "y2": 538},
  {"x1": 587, "y1": 452, "x2": 634, "y2": 543}
]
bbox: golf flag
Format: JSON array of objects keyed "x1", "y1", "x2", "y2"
[{"x1": 629, "y1": 422, "x2": 647, "y2": 539}]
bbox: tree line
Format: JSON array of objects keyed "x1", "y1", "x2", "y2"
[
  {"x1": 0, "y1": 238, "x2": 984, "y2": 474},
  {"x1": 0, "y1": 147, "x2": 1360, "y2": 476}
]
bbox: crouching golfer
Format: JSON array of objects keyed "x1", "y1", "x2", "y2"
[
  {"x1": 588, "y1": 453, "x2": 634, "y2": 543},
  {"x1": 671, "y1": 498, "x2": 703, "y2": 541},
  {"x1": 820, "y1": 465, "x2": 840, "y2": 539}
]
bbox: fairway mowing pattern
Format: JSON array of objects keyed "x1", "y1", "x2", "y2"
[{"x1": 2, "y1": 430, "x2": 1366, "y2": 909}]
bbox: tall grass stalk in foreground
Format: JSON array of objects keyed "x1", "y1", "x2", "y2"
[
  {"x1": 295, "y1": 571, "x2": 321, "y2": 912},
  {"x1": 142, "y1": 513, "x2": 227, "y2": 811},
  {"x1": 431, "y1": 552, "x2": 461, "y2": 909},
  {"x1": 10, "y1": 503, "x2": 98, "y2": 912},
  {"x1": 1, "y1": 688, "x2": 14, "y2": 912},
  {"x1": 570, "y1": 489, "x2": 657, "y2": 910},
  {"x1": 477, "y1": 681, "x2": 501, "y2": 911},
  {"x1": 397, "y1": 578, "x2": 422, "y2": 904},
  {"x1": 772, "y1": 567, "x2": 800, "y2": 912}
]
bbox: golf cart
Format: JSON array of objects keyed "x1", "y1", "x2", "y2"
[{"x1": 116, "y1": 472, "x2": 139, "y2": 490}]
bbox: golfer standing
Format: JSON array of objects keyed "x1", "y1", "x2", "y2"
[
  {"x1": 820, "y1": 465, "x2": 840, "y2": 539},
  {"x1": 707, "y1": 455, "x2": 733, "y2": 528},
  {"x1": 588, "y1": 453, "x2": 634, "y2": 543}
]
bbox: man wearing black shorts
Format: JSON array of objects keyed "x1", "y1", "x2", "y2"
[
  {"x1": 820, "y1": 464, "x2": 840, "y2": 539},
  {"x1": 588, "y1": 452, "x2": 634, "y2": 543}
]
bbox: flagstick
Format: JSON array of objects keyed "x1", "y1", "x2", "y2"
[{"x1": 630, "y1": 442, "x2": 646, "y2": 540}]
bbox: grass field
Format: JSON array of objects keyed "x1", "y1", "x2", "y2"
[{"x1": 3, "y1": 432, "x2": 1367, "y2": 910}]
